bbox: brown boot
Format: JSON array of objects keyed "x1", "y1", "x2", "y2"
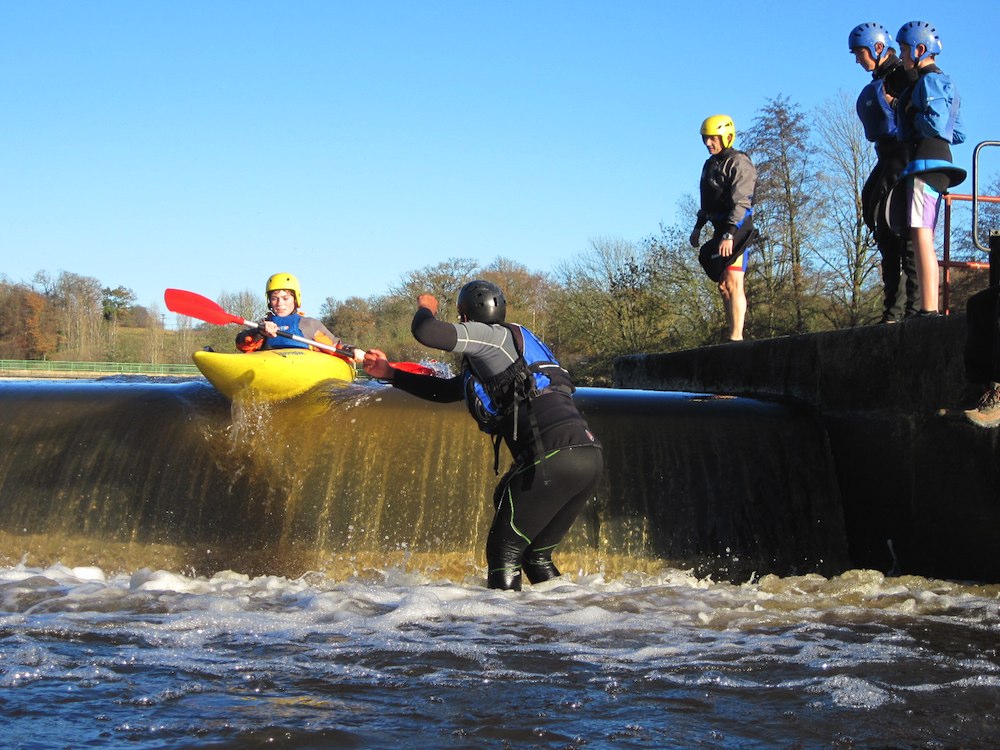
[{"x1": 964, "y1": 383, "x2": 1000, "y2": 428}]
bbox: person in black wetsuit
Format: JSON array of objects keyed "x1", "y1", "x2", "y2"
[
  {"x1": 848, "y1": 22, "x2": 919, "y2": 322},
  {"x1": 362, "y1": 280, "x2": 604, "y2": 591},
  {"x1": 689, "y1": 114, "x2": 758, "y2": 341}
]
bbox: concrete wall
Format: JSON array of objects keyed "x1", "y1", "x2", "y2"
[{"x1": 614, "y1": 315, "x2": 1000, "y2": 583}]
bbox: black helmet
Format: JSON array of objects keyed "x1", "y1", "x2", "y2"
[{"x1": 457, "y1": 280, "x2": 506, "y2": 324}]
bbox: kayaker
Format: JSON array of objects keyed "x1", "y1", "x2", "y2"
[
  {"x1": 236, "y1": 272, "x2": 360, "y2": 359},
  {"x1": 362, "y1": 280, "x2": 604, "y2": 591}
]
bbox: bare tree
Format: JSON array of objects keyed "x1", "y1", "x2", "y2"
[
  {"x1": 812, "y1": 91, "x2": 882, "y2": 327},
  {"x1": 33, "y1": 271, "x2": 105, "y2": 359},
  {"x1": 645, "y1": 218, "x2": 725, "y2": 347},
  {"x1": 477, "y1": 257, "x2": 553, "y2": 336},
  {"x1": 743, "y1": 96, "x2": 824, "y2": 335},
  {"x1": 321, "y1": 296, "x2": 378, "y2": 349},
  {"x1": 550, "y1": 237, "x2": 679, "y2": 382},
  {"x1": 219, "y1": 289, "x2": 265, "y2": 323},
  {"x1": 389, "y1": 257, "x2": 480, "y2": 324}
]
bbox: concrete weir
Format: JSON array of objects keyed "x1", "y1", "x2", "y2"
[{"x1": 614, "y1": 314, "x2": 1000, "y2": 583}]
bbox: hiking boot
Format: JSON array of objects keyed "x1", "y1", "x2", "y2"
[{"x1": 964, "y1": 384, "x2": 1000, "y2": 428}]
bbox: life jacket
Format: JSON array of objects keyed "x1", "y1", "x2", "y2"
[
  {"x1": 266, "y1": 313, "x2": 309, "y2": 349},
  {"x1": 857, "y1": 77, "x2": 898, "y2": 143},
  {"x1": 462, "y1": 323, "x2": 574, "y2": 473},
  {"x1": 898, "y1": 65, "x2": 965, "y2": 146}
]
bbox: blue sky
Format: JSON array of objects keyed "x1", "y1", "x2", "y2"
[{"x1": 2, "y1": 1, "x2": 998, "y2": 324}]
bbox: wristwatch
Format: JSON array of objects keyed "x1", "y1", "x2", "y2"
[{"x1": 722, "y1": 232, "x2": 734, "y2": 241}]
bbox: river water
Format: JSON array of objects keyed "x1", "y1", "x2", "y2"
[
  {"x1": 1, "y1": 378, "x2": 999, "y2": 747},
  {"x1": 3, "y1": 561, "x2": 999, "y2": 749}
]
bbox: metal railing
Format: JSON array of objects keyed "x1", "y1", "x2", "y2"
[
  {"x1": 0, "y1": 360, "x2": 200, "y2": 376},
  {"x1": 940, "y1": 140, "x2": 1000, "y2": 313},
  {"x1": 941, "y1": 194, "x2": 1000, "y2": 314}
]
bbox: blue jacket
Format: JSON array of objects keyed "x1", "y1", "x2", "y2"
[{"x1": 898, "y1": 66, "x2": 965, "y2": 146}]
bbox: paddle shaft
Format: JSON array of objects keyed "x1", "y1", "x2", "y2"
[{"x1": 245, "y1": 322, "x2": 346, "y2": 356}]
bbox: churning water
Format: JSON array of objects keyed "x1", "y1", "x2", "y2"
[
  {"x1": 3, "y1": 562, "x2": 999, "y2": 749},
  {"x1": 1, "y1": 378, "x2": 998, "y2": 747}
]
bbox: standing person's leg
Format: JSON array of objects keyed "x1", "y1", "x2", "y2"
[
  {"x1": 719, "y1": 264, "x2": 747, "y2": 341},
  {"x1": 868, "y1": 161, "x2": 907, "y2": 323},
  {"x1": 912, "y1": 227, "x2": 939, "y2": 313},
  {"x1": 701, "y1": 228, "x2": 751, "y2": 341},
  {"x1": 908, "y1": 175, "x2": 945, "y2": 314},
  {"x1": 487, "y1": 446, "x2": 603, "y2": 588},
  {"x1": 901, "y1": 238, "x2": 921, "y2": 318},
  {"x1": 877, "y1": 228, "x2": 906, "y2": 322},
  {"x1": 521, "y1": 446, "x2": 604, "y2": 583}
]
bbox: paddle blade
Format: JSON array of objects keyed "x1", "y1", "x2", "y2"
[
  {"x1": 164, "y1": 289, "x2": 246, "y2": 326},
  {"x1": 391, "y1": 361, "x2": 436, "y2": 376}
]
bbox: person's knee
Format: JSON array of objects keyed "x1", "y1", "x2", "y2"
[{"x1": 719, "y1": 274, "x2": 742, "y2": 297}]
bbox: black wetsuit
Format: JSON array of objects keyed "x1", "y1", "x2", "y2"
[
  {"x1": 858, "y1": 54, "x2": 919, "y2": 321},
  {"x1": 388, "y1": 307, "x2": 603, "y2": 590},
  {"x1": 695, "y1": 147, "x2": 757, "y2": 282}
]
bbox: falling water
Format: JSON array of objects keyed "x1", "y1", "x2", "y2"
[{"x1": 1, "y1": 377, "x2": 997, "y2": 748}]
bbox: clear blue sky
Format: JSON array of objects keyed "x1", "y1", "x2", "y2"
[{"x1": 2, "y1": 1, "x2": 998, "y2": 325}]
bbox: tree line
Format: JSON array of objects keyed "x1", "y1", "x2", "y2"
[{"x1": 3, "y1": 95, "x2": 997, "y2": 384}]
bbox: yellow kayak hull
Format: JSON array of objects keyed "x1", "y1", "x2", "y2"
[{"x1": 192, "y1": 349, "x2": 355, "y2": 401}]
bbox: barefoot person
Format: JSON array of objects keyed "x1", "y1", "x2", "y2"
[{"x1": 689, "y1": 115, "x2": 758, "y2": 341}]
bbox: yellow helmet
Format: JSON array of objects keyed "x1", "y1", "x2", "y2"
[
  {"x1": 265, "y1": 272, "x2": 302, "y2": 309},
  {"x1": 700, "y1": 115, "x2": 736, "y2": 149}
]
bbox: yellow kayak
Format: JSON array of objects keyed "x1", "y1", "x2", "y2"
[{"x1": 192, "y1": 349, "x2": 355, "y2": 401}]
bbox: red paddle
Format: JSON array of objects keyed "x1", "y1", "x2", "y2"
[{"x1": 164, "y1": 288, "x2": 434, "y2": 375}]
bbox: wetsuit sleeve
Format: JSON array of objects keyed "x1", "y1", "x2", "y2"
[
  {"x1": 390, "y1": 367, "x2": 463, "y2": 403},
  {"x1": 411, "y1": 307, "x2": 459, "y2": 351},
  {"x1": 236, "y1": 328, "x2": 264, "y2": 352},
  {"x1": 300, "y1": 317, "x2": 343, "y2": 349},
  {"x1": 725, "y1": 153, "x2": 756, "y2": 230}
]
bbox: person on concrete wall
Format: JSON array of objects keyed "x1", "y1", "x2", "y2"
[
  {"x1": 848, "y1": 22, "x2": 920, "y2": 322},
  {"x1": 689, "y1": 114, "x2": 758, "y2": 341},
  {"x1": 891, "y1": 20, "x2": 965, "y2": 317},
  {"x1": 362, "y1": 280, "x2": 604, "y2": 590},
  {"x1": 962, "y1": 286, "x2": 1000, "y2": 427}
]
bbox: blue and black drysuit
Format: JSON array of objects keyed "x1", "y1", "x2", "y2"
[
  {"x1": 856, "y1": 53, "x2": 919, "y2": 320},
  {"x1": 894, "y1": 63, "x2": 966, "y2": 197},
  {"x1": 386, "y1": 306, "x2": 603, "y2": 590}
]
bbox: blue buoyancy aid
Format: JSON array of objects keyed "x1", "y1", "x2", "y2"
[
  {"x1": 857, "y1": 78, "x2": 898, "y2": 143},
  {"x1": 463, "y1": 324, "x2": 575, "y2": 471},
  {"x1": 898, "y1": 66, "x2": 965, "y2": 146},
  {"x1": 266, "y1": 313, "x2": 309, "y2": 349},
  {"x1": 463, "y1": 324, "x2": 571, "y2": 429}
]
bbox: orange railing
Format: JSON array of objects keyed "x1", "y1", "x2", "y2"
[
  {"x1": 941, "y1": 193, "x2": 1000, "y2": 314},
  {"x1": 939, "y1": 140, "x2": 1000, "y2": 314}
]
